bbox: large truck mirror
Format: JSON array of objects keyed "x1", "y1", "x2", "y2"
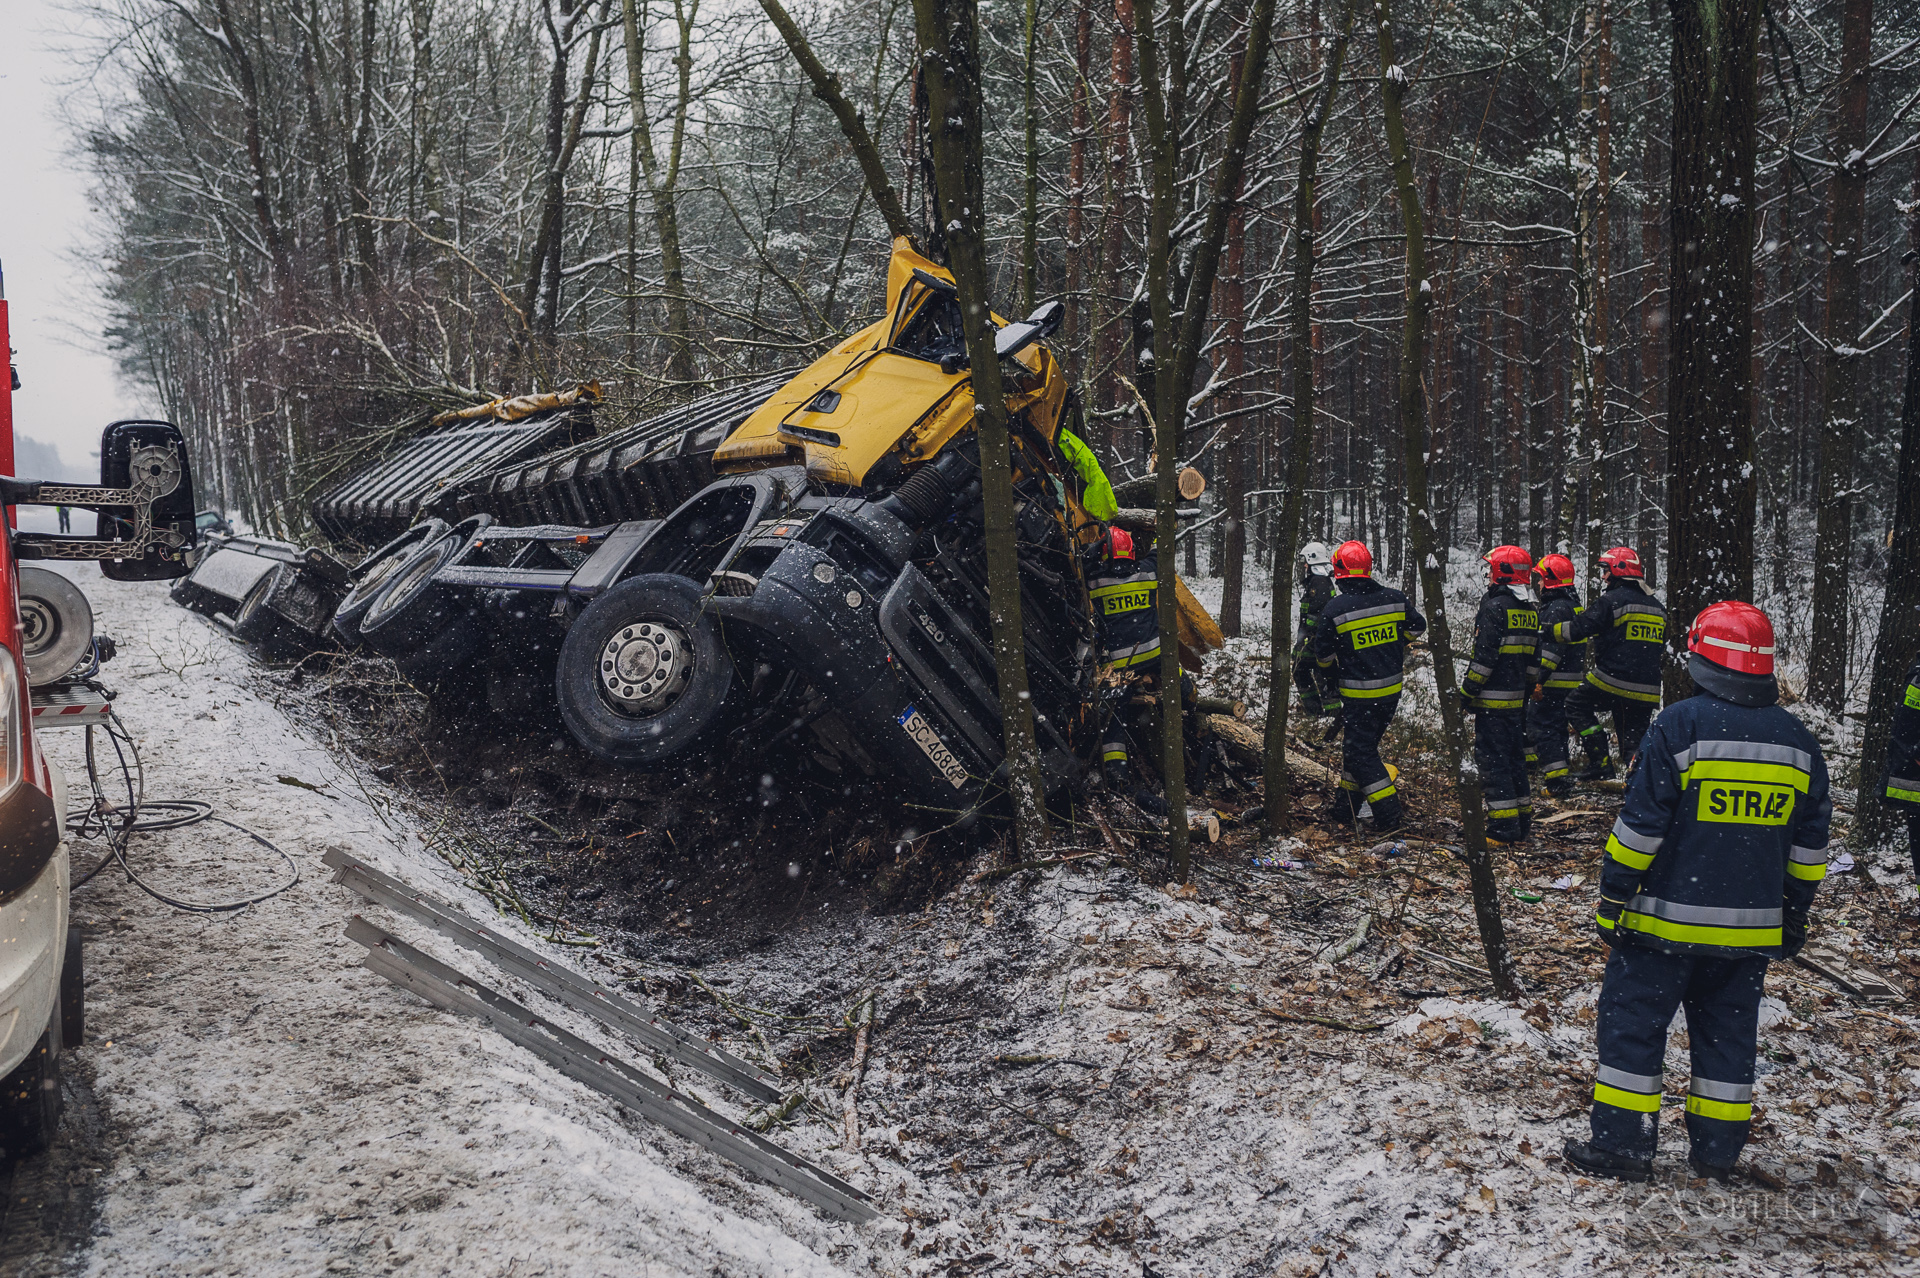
[{"x1": 9, "y1": 419, "x2": 197, "y2": 580}]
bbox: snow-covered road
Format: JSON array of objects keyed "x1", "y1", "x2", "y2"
[{"x1": 20, "y1": 563, "x2": 868, "y2": 1277}]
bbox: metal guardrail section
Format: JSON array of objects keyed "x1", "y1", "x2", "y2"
[
  {"x1": 432, "y1": 375, "x2": 792, "y2": 529},
  {"x1": 343, "y1": 916, "x2": 879, "y2": 1224},
  {"x1": 311, "y1": 409, "x2": 595, "y2": 545},
  {"x1": 323, "y1": 848, "x2": 780, "y2": 1100}
]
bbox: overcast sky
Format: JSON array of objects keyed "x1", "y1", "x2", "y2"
[{"x1": 0, "y1": 0, "x2": 152, "y2": 481}]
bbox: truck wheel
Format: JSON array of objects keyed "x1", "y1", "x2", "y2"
[
  {"x1": 0, "y1": 1022, "x2": 62, "y2": 1161},
  {"x1": 231, "y1": 568, "x2": 284, "y2": 644},
  {"x1": 555, "y1": 574, "x2": 740, "y2": 766},
  {"x1": 332, "y1": 519, "x2": 449, "y2": 647},
  {"x1": 357, "y1": 516, "x2": 490, "y2": 660}
]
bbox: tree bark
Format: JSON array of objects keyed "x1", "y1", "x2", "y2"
[
  {"x1": 622, "y1": 0, "x2": 700, "y2": 385},
  {"x1": 1665, "y1": 0, "x2": 1762, "y2": 699},
  {"x1": 1807, "y1": 0, "x2": 1874, "y2": 712},
  {"x1": 1262, "y1": 0, "x2": 1351, "y2": 840},
  {"x1": 1021, "y1": 0, "x2": 1041, "y2": 314},
  {"x1": 913, "y1": 0, "x2": 1049, "y2": 852},
  {"x1": 760, "y1": 0, "x2": 917, "y2": 245},
  {"x1": 1376, "y1": 0, "x2": 1517, "y2": 996},
  {"x1": 1134, "y1": 0, "x2": 1191, "y2": 877},
  {"x1": 1855, "y1": 161, "x2": 1920, "y2": 852},
  {"x1": 1065, "y1": 0, "x2": 1091, "y2": 351}
]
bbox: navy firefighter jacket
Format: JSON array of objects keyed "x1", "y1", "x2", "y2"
[
  {"x1": 1461, "y1": 583, "x2": 1539, "y2": 711},
  {"x1": 1553, "y1": 580, "x2": 1667, "y2": 704},
  {"x1": 1312, "y1": 576, "x2": 1428, "y2": 701},
  {"x1": 1599, "y1": 692, "x2": 1831, "y2": 958},
  {"x1": 1881, "y1": 650, "x2": 1920, "y2": 807},
  {"x1": 1534, "y1": 586, "x2": 1586, "y2": 689}
]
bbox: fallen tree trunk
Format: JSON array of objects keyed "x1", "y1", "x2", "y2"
[{"x1": 1202, "y1": 713, "x2": 1339, "y2": 787}]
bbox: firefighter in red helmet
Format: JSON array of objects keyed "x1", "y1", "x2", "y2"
[
  {"x1": 1311, "y1": 541, "x2": 1426, "y2": 832},
  {"x1": 1530, "y1": 553, "x2": 1587, "y2": 799},
  {"x1": 1565, "y1": 601, "x2": 1831, "y2": 1184},
  {"x1": 1462, "y1": 545, "x2": 1540, "y2": 842},
  {"x1": 1552, "y1": 546, "x2": 1667, "y2": 778}
]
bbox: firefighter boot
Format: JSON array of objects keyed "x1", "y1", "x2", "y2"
[
  {"x1": 1562, "y1": 1140, "x2": 1654, "y2": 1184},
  {"x1": 1688, "y1": 1154, "x2": 1733, "y2": 1184},
  {"x1": 1369, "y1": 792, "x2": 1406, "y2": 835}
]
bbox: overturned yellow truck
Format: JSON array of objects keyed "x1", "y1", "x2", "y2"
[{"x1": 285, "y1": 241, "x2": 1218, "y2": 806}]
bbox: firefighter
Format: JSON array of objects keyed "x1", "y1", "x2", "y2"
[
  {"x1": 1462, "y1": 546, "x2": 1539, "y2": 843},
  {"x1": 1291, "y1": 541, "x2": 1338, "y2": 716},
  {"x1": 1530, "y1": 553, "x2": 1586, "y2": 799},
  {"x1": 1312, "y1": 540, "x2": 1426, "y2": 833},
  {"x1": 1564, "y1": 601, "x2": 1830, "y2": 1183},
  {"x1": 1554, "y1": 546, "x2": 1667, "y2": 779},
  {"x1": 1880, "y1": 644, "x2": 1920, "y2": 889},
  {"x1": 1090, "y1": 527, "x2": 1160, "y2": 793}
]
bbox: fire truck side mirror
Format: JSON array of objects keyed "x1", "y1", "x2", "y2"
[{"x1": 96, "y1": 420, "x2": 196, "y2": 581}]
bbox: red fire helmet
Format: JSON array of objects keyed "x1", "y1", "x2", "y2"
[
  {"x1": 1331, "y1": 540, "x2": 1373, "y2": 579},
  {"x1": 1597, "y1": 546, "x2": 1645, "y2": 579},
  {"x1": 1688, "y1": 601, "x2": 1776, "y2": 676},
  {"x1": 1107, "y1": 528, "x2": 1136, "y2": 561},
  {"x1": 1485, "y1": 544, "x2": 1533, "y2": 586},
  {"x1": 1536, "y1": 553, "x2": 1576, "y2": 590}
]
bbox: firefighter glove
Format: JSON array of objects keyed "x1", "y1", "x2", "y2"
[
  {"x1": 1595, "y1": 895, "x2": 1627, "y2": 946},
  {"x1": 1781, "y1": 915, "x2": 1809, "y2": 959}
]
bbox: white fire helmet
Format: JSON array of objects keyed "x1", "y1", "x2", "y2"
[{"x1": 1299, "y1": 541, "x2": 1333, "y2": 575}]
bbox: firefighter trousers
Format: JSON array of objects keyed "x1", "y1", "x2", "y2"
[
  {"x1": 1528, "y1": 687, "x2": 1574, "y2": 794},
  {"x1": 1472, "y1": 706, "x2": 1531, "y2": 841},
  {"x1": 1589, "y1": 940, "x2": 1767, "y2": 1168},
  {"x1": 1566, "y1": 682, "x2": 1654, "y2": 772},
  {"x1": 1292, "y1": 642, "x2": 1332, "y2": 713},
  {"x1": 1334, "y1": 694, "x2": 1402, "y2": 832}
]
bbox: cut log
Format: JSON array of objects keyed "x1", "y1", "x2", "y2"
[
  {"x1": 1201, "y1": 713, "x2": 1340, "y2": 787},
  {"x1": 1194, "y1": 696, "x2": 1247, "y2": 718}
]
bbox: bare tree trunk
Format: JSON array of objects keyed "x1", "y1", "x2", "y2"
[
  {"x1": 1021, "y1": 0, "x2": 1040, "y2": 314},
  {"x1": 759, "y1": 0, "x2": 917, "y2": 245},
  {"x1": 1217, "y1": 185, "x2": 1247, "y2": 638},
  {"x1": 1807, "y1": 0, "x2": 1874, "y2": 712},
  {"x1": 1065, "y1": 0, "x2": 1091, "y2": 351},
  {"x1": 1096, "y1": 0, "x2": 1136, "y2": 449},
  {"x1": 1134, "y1": 0, "x2": 1191, "y2": 876},
  {"x1": 210, "y1": 0, "x2": 295, "y2": 289},
  {"x1": 913, "y1": 0, "x2": 1049, "y2": 852},
  {"x1": 1376, "y1": 0, "x2": 1517, "y2": 996},
  {"x1": 1856, "y1": 161, "x2": 1920, "y2": 852},
  {"x1": 1262, "y1": 1, "x2": 1351, "y2": 840},
  {"x1": 1588, "y1": 0, "x2": 1613, "y2": 571},
  {"x1": 623, "y1": 0, "x2": 699, "y2": 385},
  {"x1": 1665, "y1": 0, "x2": 1762, "y2": 698}
]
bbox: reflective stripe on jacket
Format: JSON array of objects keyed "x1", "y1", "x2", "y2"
[
  {"x1": 1599, "y1": 692, "x2": 1832, "y2": 957},
  {"x1": 1090, "y1": 553, "x2": 1160, "y2": 669},
  {"x1": 1554, "y1": 580, "x2": 1667, "y2": 703},
  {"x1": 1881, "y1": 652, "x2": 1920, "y2": 806},
  {"x1": 1536, "y1": 587, "x2": 1586, "y2": 688},
  {"x1": 1462, "y1": 583, "x2": 1538, "y2": 710},
  {"x1": 1311, "y1": 577, "x2": 1427, "y2": 701}
]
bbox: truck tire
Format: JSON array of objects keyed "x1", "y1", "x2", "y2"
[
  {"x1": 332, "y1": 519, "x2": 449, "y2": 647},
  {"x1": 231, "y1": 568, "x2": 284, "y2": 644},
  {"x1": 0, "y1": 1021, "x2": 62, "y2": 1162},
  {"x1": 554, "y1": 574, "x2": 740, "y2": 766},
  {"x1": 357, "y1": 516, "x2": 491, "y2": 661}
]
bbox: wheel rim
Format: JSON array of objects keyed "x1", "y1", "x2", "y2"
[
  {"x1": 19, "y1": 598, "x2": 56, "y2": 657},
  {"x1": 366, "y1": 541, "x2": 448, "y2": 626},
  {"x1": 238, "y1": 573, "x2": 273, "y2": 624},
  {"x1": 349, "y1": 545, "x2": 410, "y2": 606},
  {"x1": 599, "y1": 620, "x2": 695, "y2": 716}
]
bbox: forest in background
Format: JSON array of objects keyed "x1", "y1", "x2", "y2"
[{"x1": 64, "y1": 0, "x2": 1920, "y2": 708}]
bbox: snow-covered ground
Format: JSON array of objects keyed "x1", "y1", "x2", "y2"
[
  {"x1": 9, "y1": 554, "x2": 1918, "y2": 1277},
  {"x1": 24, "y1": 562, "x2": 870, "y2": 1276}
]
